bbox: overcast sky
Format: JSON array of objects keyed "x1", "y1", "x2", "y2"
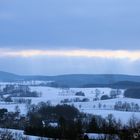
[{"x1": 0, "y1": 0, "x2": 140, "y2": 75}]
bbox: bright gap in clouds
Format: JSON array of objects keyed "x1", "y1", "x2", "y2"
[{"x1": 0, "y1": 49, "x2": 140, "y2": 61}]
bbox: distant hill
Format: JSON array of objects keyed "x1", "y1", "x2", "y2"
[
  {"x1": 1, "y1": 71, "x2": 140, "y2": 88},
  {"x1": 0, "y1": 71, "x2": 22, "y2": 81},
  {"x1": 111, "y1": 81, "x2": 140, "y2": 89},
  {"x1": 83, "y1": 81, "x2": 140, "y2": 89}
]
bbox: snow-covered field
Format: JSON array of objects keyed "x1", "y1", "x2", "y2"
[{"x1": 0, "y1": 85, "x2": 140, "y2": 123}]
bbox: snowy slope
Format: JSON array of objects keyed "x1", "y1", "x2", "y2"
[{"x1": 0, "y1": 86, "x2": 139, "y2": 124}]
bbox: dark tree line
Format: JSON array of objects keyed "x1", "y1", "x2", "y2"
[
  {"x1": 114, "y1": 101, "x2": 140, "y2": 112},
  {"x1": 24, "y1": 102, "x2": 140, "y2": 140},
  {"x1": 1, "y1": 84, "x2": 41, "y2": 98},
  {"x1": 0, "y1": 102, "x2": 140, "y2": 140},
  {"x1": 124, "y1": 88, "x2": 140, "y2": 99},
  {"x1": 25, "y1": 103, "x2": 83, "y2": 139},
  {"x1": 0, "y1": 108, "x2": 27, "y2": 130}
]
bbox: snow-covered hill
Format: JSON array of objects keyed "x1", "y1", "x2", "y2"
[{"x1": 0, "y1": 85, "x2": 140, "y2": 124}]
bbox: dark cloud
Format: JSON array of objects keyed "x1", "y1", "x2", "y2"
[{"x1": 0, "y1": 0, "x2": 140, "y2": 50}]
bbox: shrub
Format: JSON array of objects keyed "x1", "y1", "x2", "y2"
[
  {"x1": 101, "y1": 95, "x2": 110, "y2": 100},
  {"x1": 75, "y1": 91, "x2": 85, "y2": 96}
]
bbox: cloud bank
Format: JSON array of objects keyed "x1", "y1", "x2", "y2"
[{"x1": 0, "y1": 49, "x2": 140, "y2": 61}]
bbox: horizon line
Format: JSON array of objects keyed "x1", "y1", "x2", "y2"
[{"x1": 0, "y1": 70, "x2": 140, "y2": 77}]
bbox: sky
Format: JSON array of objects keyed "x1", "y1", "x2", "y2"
[{"x1": 0, "y1": 0, "x2": 140, "y2": 75}]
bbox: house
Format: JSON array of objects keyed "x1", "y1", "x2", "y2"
[{"x1": 42, "y1": 120, "x2": 58, "y2": 128}]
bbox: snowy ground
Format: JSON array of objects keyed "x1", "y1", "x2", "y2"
[
  {"x1": 0, "y1": 128, "x2": 48, "y2": 140},
  {"x1": 0, "y1": 86, "x2": 140, "y2": 124}
]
